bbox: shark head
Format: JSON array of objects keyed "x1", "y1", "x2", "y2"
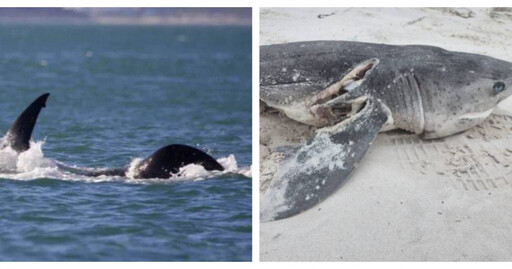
[{"x1": 408, "y1": 49, "x2": 512, "y2": 138}]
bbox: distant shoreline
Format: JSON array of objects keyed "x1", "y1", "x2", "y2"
[
  {"x1": 0, "y1": 17, "x2": 252, "y2": 26},
  {"x1": 0, "y1": 7, "x2": 251, "y2": 26}
]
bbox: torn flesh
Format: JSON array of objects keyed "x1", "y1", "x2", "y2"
[{"x1": 264, "y1": 58, "x2": 381, "y2": 128}]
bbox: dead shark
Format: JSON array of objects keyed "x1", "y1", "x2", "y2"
[{"x1": 260, "y1": 41, "x2": 512, "y2": 221}]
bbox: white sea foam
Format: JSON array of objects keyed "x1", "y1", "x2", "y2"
[
  {"x1": 180, "y1": 154, "x2": 252, "y2": 178},
  {"x1": 125, "y1": 157, "x2": 144, "y2": 179},
  {"x1": 17, "y1": 141, "x2": 57, "y2": 172},
  {"x1": 0, "y1": 140, "x2": 60, "y2": 180},
  {"x1": 0, "y1": 145, "x2": 18, "y2": 171}
]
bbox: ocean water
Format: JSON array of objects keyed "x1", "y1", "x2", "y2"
[{"x1": 0, "y1": 24, "x2": 252, "y2": 261}]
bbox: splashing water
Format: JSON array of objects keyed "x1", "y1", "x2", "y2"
[{"x1": 0, "y1": 141, "x2": 59, "y2": 179}]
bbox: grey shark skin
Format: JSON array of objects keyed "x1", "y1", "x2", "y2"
[{"x1": 260, "y1": 41, "x2": 512, "y2": 221}]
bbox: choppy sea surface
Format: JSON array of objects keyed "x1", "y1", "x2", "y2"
[{"x1": 0, "y1": 24, "x2": 252, "y2": 261}]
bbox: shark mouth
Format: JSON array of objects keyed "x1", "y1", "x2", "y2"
[{"x1": 307, "y1": 58, "x2": 379, "y2": 126}]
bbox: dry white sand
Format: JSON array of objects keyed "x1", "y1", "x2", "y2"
[{"x1": 260, "y1": 7, "x2": 512, "y2": 261}]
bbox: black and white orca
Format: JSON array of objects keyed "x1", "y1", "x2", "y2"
[{"x1": 1, "y1": 93, "x2": 224, "y2": 178}]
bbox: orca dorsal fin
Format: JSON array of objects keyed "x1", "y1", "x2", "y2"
[
  {"x1": 133, "y1": 144, "x2": 224, "y2": 179},
  {"x1": 6, "y1": 93, "x2": 50, "y2": 152}
]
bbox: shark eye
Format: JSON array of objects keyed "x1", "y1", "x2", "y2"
[{"x1": 493, "y1": 82, "x2": 505, "y2": 93}]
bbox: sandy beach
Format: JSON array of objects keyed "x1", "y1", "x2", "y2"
[{"x1": 260, "y1": 7, "x2": 512, "y2": 261}]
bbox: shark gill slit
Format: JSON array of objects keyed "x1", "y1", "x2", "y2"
[
  {"x1": 390, "y1": 73, "x2": 424, "y2": 134},
  {"x1": 405, "y1": 75, "x2": 417, "y2": 133},
  {"x1": 411, "y1": 74, "x2": 425, "y2": 134}
]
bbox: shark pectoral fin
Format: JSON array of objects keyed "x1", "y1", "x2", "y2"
[
  {"x1": 133, "y1": 144, "x2": 224, "y2": 179},
  {"x1": 261, "y1": 97, "x2": 390, "y2": 222},
  {"x1": 5, "y1": 93, "x2": 50, "y2": 153}
]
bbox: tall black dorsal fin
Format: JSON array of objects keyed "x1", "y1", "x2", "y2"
[
  {"x1": 133, "y1": 144, "x2": 224, "y2": 179},
  {"x1": 6, "y1": 93, "x2": 50, "y2": 152}
]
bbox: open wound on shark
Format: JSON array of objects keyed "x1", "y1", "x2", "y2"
[
  {"x1": 260, "y1": 41, "x2": 512, "y2": 221},
  {"x1": 0, "y1": 93, "x2": 236, "y2": 180}
]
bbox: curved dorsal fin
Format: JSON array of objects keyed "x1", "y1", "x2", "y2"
[{"x1": 6, "y1": 93, "x2": 50, "y2": 152}]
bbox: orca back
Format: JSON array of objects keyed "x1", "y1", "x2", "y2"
[{"x1": 134, "y1": 144, "x2": 224, "y2": 179}]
